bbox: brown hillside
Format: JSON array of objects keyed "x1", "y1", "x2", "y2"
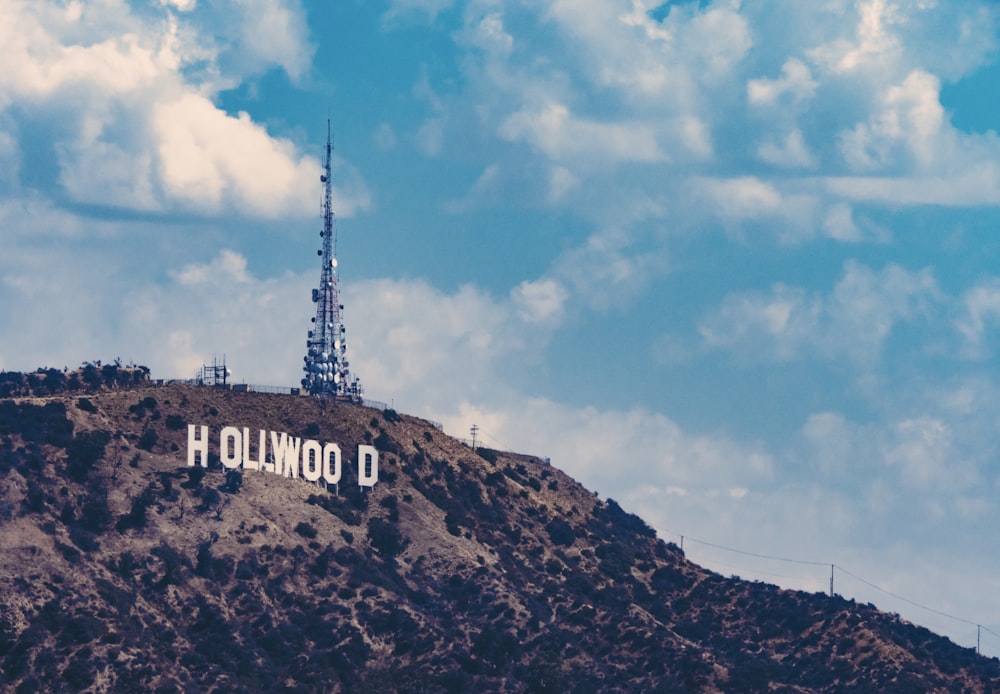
[{"x1": 0, "y1": 383, "x2": 998, "y2": 692}]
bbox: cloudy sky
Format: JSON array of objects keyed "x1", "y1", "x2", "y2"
[{"x1": 4, "y1": 0, "x2": 1000, "y2": 654}]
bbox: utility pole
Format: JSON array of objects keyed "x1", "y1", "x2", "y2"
[
  {"x1": 470, "y1": 424, "x2": 479, "y2": 451},
  {"x1": 830, "y1": 564, "x2": 835, "y2": 598}
]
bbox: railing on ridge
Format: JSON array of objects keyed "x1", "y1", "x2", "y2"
[{"x1": 170, "y1": 379, "x2": 444, "y2": 431}]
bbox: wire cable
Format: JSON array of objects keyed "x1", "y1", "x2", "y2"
[
  {"x1": 835, "y1": 564, "x2": 985, "y2": 629},
  {"x1": 652, "y1": 524, "x2": 829, "y2": 567},
  {"x1": 687, "y1": 535, "x2": 830, "y2": 567},
  {"x1": 652, "y1": 523, "x2": 997, "y2": 643}
]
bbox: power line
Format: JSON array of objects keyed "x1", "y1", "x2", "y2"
[
  {"x1": 833, "y1": 564, "x2": 981, "y2": 628},
  {"x1": 652, "y1": 522, "x2": 1000, "y2": 650},
  {"x1": 654, "y1": 523, "x2": 827, "y2": 567},
  {"x1": 689, "y1": 534, "x2": 829, "y2": 568}
]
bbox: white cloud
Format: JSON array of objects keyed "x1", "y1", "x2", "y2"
[
  {"x1": 545, "y1": 0, "x2": 676, "y2": 97},
  {"x1": 757, "y1": 128, "x2": 817, "y2": 168},
  {"x1": 748, "y1": 58, "x2": 818, "y2": 107},
  {"x1": 153, "y1": 95, "x2": 323, "y2": 217},
  {"x1": 0, "y1": 126, "x2": 21, "y2": 187},
  {"x1": 546, "y1": 165, "x2": 578, "y2": 203},
  {"x1": 552, "y1": 226, "x2": 669, "y2": 311},
  {"x1": 826, "y1": 260, "x2": 939, "y2": 358},
  {"x1": 172, "y1": 249, "x2": 252, "y2": 286},
  {"x1": 619, "y1": 0, "x2": 671, "y2": 43},
  {"x1": 883, "y1": 416, "x2": 961, "y2": 490},
  {"x1": 228, "y1": 0, "x2": 313, "y2": 82},
  {"x1": 162, "y1": 0, "x2": 196, "y2": 11},
  {"x1": 382, "y1": 0, "x2": 455, "y2": 24},
  {"x1": 839, "y1": 70, "x2": 945, "y2": 171},
  {"x1": 822, "y1": 203, "x2": 862, "y2": 241},
  {"x1": 800, "y1": 411, "x2": 871, "y2": 480},
  {"x1": 547, "y1": 0, "x2": 750, "y2": 96},
  {"x1": 677, "y1": 116, "x2": 713, "y2": 158},
  {"x1": 956, "y1": 279, "x2": 1000, "y2": 358},
  {"x1": 499, "y1": 101, "x2": 665, "y2": 165},
  {"x1": 699, "y1": 261, "x2": 940, "y2": 363},
  {"x1": 0, "y1": 248, "x2": 111, "y2": 368},
  {"x1": 798, "y1": 408, "x2": 979, "y2": 497},
  {"x1": 416, "y1": 118, "x2": 444, "y2": 156},
  {"x1": 61, "y1": 139, "x2": 160, "y2": 211},
  {"x1": 808, "y1": 0, "x2": 999, "y2": 81},
  {"x1": 343, "y1": 276, "x2": 565, "y2": 412},
  {"x1": 511, "y1": 278, "x2": 568, "y2": 324},
  {"x1": 694, "y1": 176, "x2": 819, "y2": 238},
  {"x1": 469, "y1": 12, "x2": 513, "y2": 58},
  {"x1": 696, "y1": 176, "x2": 782, "y2": 217},
  {"x1": 0, "y1": 194, "x2": 91, "y2": 240},
  {"x1": 437, "y1": 397, "x2": 775, "y2": 500},
  {"x1": 820, "y1": 202, "x2": 890, "y2": 243},
  {"x1": 115, "y1": 248, "x2": 313, "y2": 384},
  {"x1": 0, "y1": 3, "x2": 171, "y2": 106},
  {"x1": 699, "y1": 283, "x2": 821, "y2": 361},
  {"x1": 810, "y1": 0, "x2": 902, "y2": 75},
  {"x1": 0, "y1": 0, "x2": 336, "y2": 219},
  {"x1": 674, "y1": 2, "x2": 753, "y2": 81},
  {"x1": 825, "y1": 166, "x2": 1000, "y2": 205}
]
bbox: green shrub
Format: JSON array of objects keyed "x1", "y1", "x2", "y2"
[
  {"x1": 77, "y1": 490, "x2": 111, "y2": 530},
  {"x1": 66, "y1": 430, "x2": 111, "y2": 482},
  {"x1": 599, "y1": 498, "x2": 656, "y2": 539},
  {"x1": 379, "y1": 495, "x2": 399, "y2": 522},
  {"x1": 545, "y1": 519, "x2": 576, "y2": 547},
  {"x1": 221, "y1": 469, "x2": 243, "y2": 494},
  {"x1": 117, "y1": 486, "x2": 156, "y2": 531},
  {"x1": 183, "y1": 465, "x2": 206, "y2": 488},
  {"x1": 367, "y1": 518, "x2": 406, "y2": 558},
  {"x1": 294, "y1": 522, "x2": 318, "y2": 539},
  {"x1": 596, "y1": 541, "x2": 635, "y2": 580},
  {"x1": 137, "y1": 429, "x2": 158, "y2": 452}
]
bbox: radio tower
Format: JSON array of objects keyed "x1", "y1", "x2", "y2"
[{"x1": 301, "y1": 121, "x2": 362, "y2": 400}]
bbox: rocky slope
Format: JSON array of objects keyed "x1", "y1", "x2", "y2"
[{"x1": 0, "y1": 380, "x2": 998, "y2": 692}]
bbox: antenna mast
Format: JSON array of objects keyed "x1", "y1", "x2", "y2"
[{"x1": 301, "y1": 120, "x2": 362, "y2": 400}]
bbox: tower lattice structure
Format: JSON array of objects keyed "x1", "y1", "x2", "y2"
[{"x1": 301, "y1": 122, "x2": 361, "y2": 399}]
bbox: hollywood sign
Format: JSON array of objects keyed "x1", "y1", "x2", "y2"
[{"x1": 187, "y1": 425, "x2": 378, "y2": 488}]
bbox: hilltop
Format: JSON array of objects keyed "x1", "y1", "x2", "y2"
[{"x1": 1, "y1": 379, "x2": 998, "y2": 692}]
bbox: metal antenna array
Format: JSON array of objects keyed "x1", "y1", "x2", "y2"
[{"x1": 301, "y1": 121, "x2": 362, "y2": 400}]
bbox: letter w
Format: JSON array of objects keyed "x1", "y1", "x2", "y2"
[{"x1": 270, "y1": 432, "x2": 301, "y2": 478}]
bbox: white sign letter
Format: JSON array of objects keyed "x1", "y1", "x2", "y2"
[
  {"x1": 242, "y1": 428, "x2": 263, "y2": 471},
  {"x1": 270, "y1": 431, "x2": 300, "y2": 477},
  {"x1": 358, "y1": 445, "x2": 378, "y2": 488},
  {"x1": 302, "y1": 440, "x2": 322, "y2": 482},
  {"x1": 187, "y1": 424, "x2": 208, "y2": 467},
  {"x1": 220, "y1": 426, "x2": 242, "y2": 469},
  {"x1": 322, "y1": 443, "x2": 341, "y2": 485}
]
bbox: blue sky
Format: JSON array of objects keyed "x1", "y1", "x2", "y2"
[{"x1": 4, "y1": 0, "x2": 1000, "y2": 654}]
